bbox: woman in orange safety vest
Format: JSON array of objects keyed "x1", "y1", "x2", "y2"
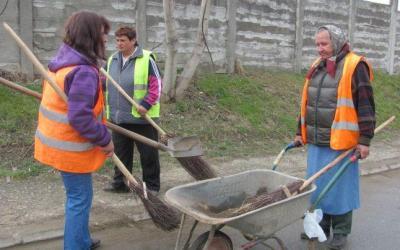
[
  {"x1": 34, "y1": 11, "x2": 113, "y2": 250},
  {"x1": 295, "y1": 25, "x2": 375, "y2": 249}
]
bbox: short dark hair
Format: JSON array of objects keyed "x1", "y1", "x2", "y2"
[
  {"x1": 115, "y1": 26, "x2": 138, "y2": 45},
  {"x1": 63, "y1": 11, "x2": 110, "y2": 65}
]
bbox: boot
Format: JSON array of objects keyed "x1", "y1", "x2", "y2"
[
  {"x1": 327, "y1": 234, "x2": 347, "y2": 249},
  {"x1": 90, "y1": 238, "x2": 101, "y2": 249}
]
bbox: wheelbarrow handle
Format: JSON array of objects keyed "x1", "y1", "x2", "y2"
[
  {"x1": 296, "y1": 116, "x2": 396, "y2": 195},
  {"x1": 299, "y1": 116, "x2": 396, "y2": 191},
  {"x1": 272, "y1": 141, "x2": 302, "y2": 171},
  {"x1": 309, "y1": 153, "x2": 360, "y2": 211}
]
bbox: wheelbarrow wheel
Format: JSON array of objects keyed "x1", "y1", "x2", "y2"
[{"x1": 189, "y1": 230, "x2": 233, "y2": 250}]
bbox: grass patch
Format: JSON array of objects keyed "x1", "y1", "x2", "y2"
[
  {"x1": 162, "y1": 69, "x2": 306, "y2": 158},
  {"x1": 1, "y1": 69, "x2": 399, "y2": 178},
  {"x1": 0, "y1": 83, "x2": 42, "y2": 177}
]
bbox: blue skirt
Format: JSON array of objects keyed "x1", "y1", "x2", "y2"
[{"x1": 307, "y1": 144, "x2": 360, "y2": 215}]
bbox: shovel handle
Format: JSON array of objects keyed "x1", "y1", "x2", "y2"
[
  {"x1": 3, "y1": 22, "x2": 68, "y2": 102},
  {"x1": 100, "y1": 68, "x2": 167, "y2": 136},
  {"x1": 105, "y1": 121, "x2": 169, "y2": 151},
  {"x1": 297, "y1": 115, "x2": 396, "y2": 193}
]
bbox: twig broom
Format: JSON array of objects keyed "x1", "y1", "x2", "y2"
[{"x1": 2, "y1": 22, "x2": 180, "y2": 231}]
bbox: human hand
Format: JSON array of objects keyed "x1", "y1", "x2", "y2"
[
  {"x1": 137, "y1": 105, "x2": 148, "y2": 116},
  {"x1": 100, "y1": 140, "x2": 114, "y2": 157},
  {"x1": 294, "y1": 135, "x2": 304, "y2": 147},
  {"x1": 356, "y1": 144, "x2": 369, "y2": 159}
]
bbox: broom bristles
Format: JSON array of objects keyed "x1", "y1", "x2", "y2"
[
  {"x1": 210, "y1": 180, "x2": 305, "y2": 218},
  {"x1": 127, "y1": 179, "x2": 180, "y2": 231},
  {"x1": 233, "y1": 180, "x2": 305, "y2": 215},
  {"x1": 176, "y1": 156, "x2": 218, "y2": 180}
]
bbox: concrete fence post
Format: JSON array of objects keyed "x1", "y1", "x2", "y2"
[
  {"x1": 226, "y1": 0, "x2": 237, "y2": 74},
  {"x1": 294, "y1": 0, "x2": 305, "y2": 73},
  {"x1": 388, "y1": 0, "x2": 398, "y2": 74},
  {"x1": 18, "y1": 0, "x2": 34, "y2": 80},
  {"x1": 136, "y1": 0, "x2": 147, "y2": 48},
  {"x1": 348, "y1": 0, "x2": 357, "y2": 46}
]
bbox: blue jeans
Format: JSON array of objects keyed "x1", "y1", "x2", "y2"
[{"x1": 61, "y1": 171, "x2": 93, "y2": 250}]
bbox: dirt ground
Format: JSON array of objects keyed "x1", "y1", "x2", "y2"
[{"x1": 0, "y1": 135, "x2": 399, "y2": 247}]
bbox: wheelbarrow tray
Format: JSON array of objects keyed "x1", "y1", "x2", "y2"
[{"x1": 165, "y1": 169, "x2": 316, "y2": 238}]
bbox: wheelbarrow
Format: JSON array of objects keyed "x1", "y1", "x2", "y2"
[{"x1": 165, "y1": 169, "x2": 317, "y2": 249}]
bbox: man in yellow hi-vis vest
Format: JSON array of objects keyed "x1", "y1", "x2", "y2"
[
  {"x1": 295, "y1": 25, "x2": 375, "y2": 249},
  {"x1": 103, "y1": 26, "x2": 162, "y2": 195}
]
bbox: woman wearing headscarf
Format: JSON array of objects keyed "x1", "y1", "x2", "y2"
[
  {"x1": 295, "y1": 25, "x2": 376, "y2": 249},
  {"x1": 34, "y1": 11, "x2": 113, "y2": 249}
]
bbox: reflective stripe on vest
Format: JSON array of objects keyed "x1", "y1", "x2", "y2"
[
  {"x1": 39, "y1": 104, "x2": 102, "y2": 124},
  {"x1": 331, "y1": 122, "x2": 359, "y2": 131},
  {"x1": 300, "y1": 52, "x2": 373, "y2": 150},
  {"x1": 34, "y1": 66, "x2": 107, "y2": 173},
  {"x1": 105, "y1": 49, "x2": 160, "y2": 120},
  {"x1": 36, "y1": 130, "x2": 93, "y2": 151}
]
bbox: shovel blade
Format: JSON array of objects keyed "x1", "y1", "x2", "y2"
[{"x1": 167, "y1": 136, "x2": 203, "y2": 158}]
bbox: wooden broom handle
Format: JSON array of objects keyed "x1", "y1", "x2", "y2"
[
  {"x1": 100, "y1": 68, "x2": 167, "y2": 136},
  {"x1": 3, "y1": 22, "x2": 68, "y2": 102},
  {"x1": 0, "y1": 76, "x2": 172, "y2": 153},
  {"x1": 298, "y1": 115, "x2": 396, "y2": 192},
  {"x1": 0, "y1": 76, "x2": 42, "y2": 100},
  {"x1": 112, "y1": 154, "x2": 139, "y2": 186}
]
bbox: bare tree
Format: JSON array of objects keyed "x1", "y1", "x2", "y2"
[{"x1": 162, "y1": 0, "x2": 212, "y2": 101}]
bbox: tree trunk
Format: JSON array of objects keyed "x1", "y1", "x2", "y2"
[
  {"x1": 162, "y1": 0, "x2": 178, "y2": 101},
  {"x1": 175, "y1": 0, "x2": 212, "y2": 100}
]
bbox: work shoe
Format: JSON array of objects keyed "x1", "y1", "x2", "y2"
[
  {"x1": 300, "y1": 232, "x2": 317, "y2": 240},
  {"x1": 326, "y1": 234, "x2": 347, "y2": 249},
  {"x1": 90, "y1": 238, "x2": 101, "y2": 249},
  {"x1": 103, "y1": 184, "x2": 130, "y2": 193}
]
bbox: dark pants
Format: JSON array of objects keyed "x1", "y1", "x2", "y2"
[
  {"x1": 320, "y1": 211, "x2": 353, "y2": 236},
  {"x1": 111, "y1": 123, "x2": 160, "y2": 191}
]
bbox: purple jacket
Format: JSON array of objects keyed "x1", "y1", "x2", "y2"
[{"x1": 48, "y1": 44, "x2": 111, "y2": 147}]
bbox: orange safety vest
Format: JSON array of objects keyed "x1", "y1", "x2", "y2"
[
  {"x1": 300, "y1": 52, "x2": 373, "y2": 150},
  {"x1": 34, "y1": 66, "x2": 107, "y2": 173}
]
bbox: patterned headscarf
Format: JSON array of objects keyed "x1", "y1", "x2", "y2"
[
  {"x1": 317, "y1": 24, "x2": 347, "y2": 57},
  {"x1": 314, "y1": 25, "x2": 349, "y2": 77}
]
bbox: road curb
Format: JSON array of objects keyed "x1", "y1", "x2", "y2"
[
  {"x1": 360, "y1": 156, "x2": 400, "y2": 176},
  {"x1": 0, "y1": 203, "x2": 151, "y2": 249}
]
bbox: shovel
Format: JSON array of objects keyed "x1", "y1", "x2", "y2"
[
  {"x1": 106, "y1": 122, "x2": 202, "y2": 158},
  {"x1": 100, "y1": 68, "x2": 201, "y2": 152},
  {"x1": 0, "y1": 76, "x2": 202, "y2": 158}
]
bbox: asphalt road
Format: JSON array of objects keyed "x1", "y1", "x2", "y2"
[{"x1": 7, "y1": 169, "x2": 400, "y2": 250}]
